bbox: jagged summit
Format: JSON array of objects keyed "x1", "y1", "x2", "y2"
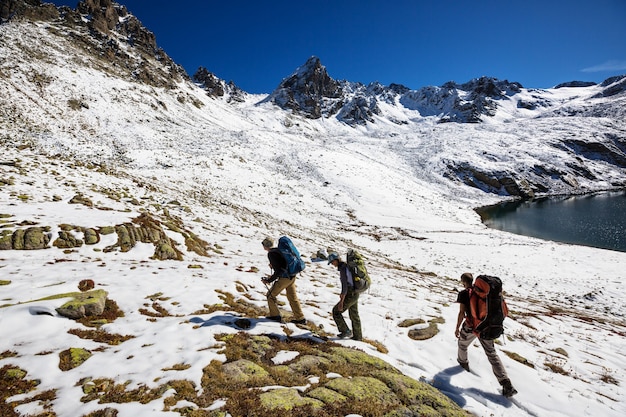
[{"x1": 261, "y1": 56, "x2": 343, "y2": 119}]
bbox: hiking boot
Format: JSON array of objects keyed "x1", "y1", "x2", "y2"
[
  {"x1": 265, "y1": 316, "x2": 282, "y2": 323},
  {"x1": 501, "y1": 379, "x2": 517, "y2": 397},
  {"x1": 337, "y1": 330, "x2": 353, "y2": 339},
  {"x1": 457, "y1": 360, "x2": 470, "y2": 372},
  {"x1": 290, "y1": 318, "x2": 307, "y2": 325}
]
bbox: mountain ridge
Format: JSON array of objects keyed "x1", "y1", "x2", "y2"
[{"x1": 1, "y1": 0, "x2": 625, "y2": 202}]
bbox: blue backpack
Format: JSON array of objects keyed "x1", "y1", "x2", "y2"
[{"x1": 277, "y1": 236, "x2": 305, "y2": 277}]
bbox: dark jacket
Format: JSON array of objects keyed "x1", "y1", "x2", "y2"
[
  {"x1": 336, "y1": 261, "x2": 353, "y2": 296},
  {"x1": 267, "y1": 248, "x2": 288, "y2": 282}
]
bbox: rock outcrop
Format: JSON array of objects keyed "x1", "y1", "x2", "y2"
[
  {"x1": 1, "y1": 0, "x2": 187, "y2": 88},
  {"x1": 56, "y1": 289, "x2": 108, "y2": 319},
  {"x1": 262, "y1": 56, "x2": 343, "y2": 119},
  {"x1": 193, "y1": 67, "x2": 246, "y2": 102}
]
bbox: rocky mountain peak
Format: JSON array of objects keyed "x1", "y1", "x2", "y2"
[
  {"x1": 262, "y1": 56, "x2": 343, "y2": 119},
  {"x1": 74, "y1": 0, "x2": 158, "y2": 53}
]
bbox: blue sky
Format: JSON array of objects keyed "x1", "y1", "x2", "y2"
[{"x1": 52, "y1": 0, "x2": 626, "y2": 93}]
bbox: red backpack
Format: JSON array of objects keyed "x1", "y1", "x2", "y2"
[{"x1": 469, "y1": 275, "x2": 509, "y2": 339}]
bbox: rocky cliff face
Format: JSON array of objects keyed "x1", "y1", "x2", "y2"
[
  {"x1": 193, "y1": 67, "x2": 246, "y2": 102},
  {"x1": 1, "y1": 0, "x2": 186, "y2": 88},
  {"x1": 261, "y1": 56, "x2": 343, "y2": 119}
]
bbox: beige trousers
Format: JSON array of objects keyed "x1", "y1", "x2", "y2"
[{"x1": 266, "y1": 276, "x2": 304, "y2": 320}]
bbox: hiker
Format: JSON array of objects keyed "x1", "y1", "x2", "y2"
[
  {"x1": 455, "y1": 272, "x2": 517, "y2": 397},
  {"x1": 328, "y1": 252, "x2": 362, "y2": 341},
  {"x1": 260, "y1": 237, "x2": 306, "y2": 324}
]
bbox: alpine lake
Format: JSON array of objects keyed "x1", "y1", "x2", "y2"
[{"x1": 476, "y1": 190, "x2": 626, "y2": 253}]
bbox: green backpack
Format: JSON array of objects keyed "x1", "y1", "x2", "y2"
[{"x1": 346, "y1": 249, "x2": 371, "y2": 293}]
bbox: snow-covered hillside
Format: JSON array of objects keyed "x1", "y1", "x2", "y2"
[{"x1": 1, "y1": 2, "x2": 625, "y2": 417}]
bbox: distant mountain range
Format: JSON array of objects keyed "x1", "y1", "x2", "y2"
[{"x1": 1, "y1": 0, "x2": 625, "y2": 199}]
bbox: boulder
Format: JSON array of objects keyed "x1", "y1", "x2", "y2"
[{"x1": 56, "y1": 289, "x2": 108, "y2": 319}]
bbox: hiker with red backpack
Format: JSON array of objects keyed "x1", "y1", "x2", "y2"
[
  {"x1": 455, "y1": 272, "x2": 517, "y2": 397},
  {"x1": 261, "y1": 236, "x2": 306, "y2": 324}
]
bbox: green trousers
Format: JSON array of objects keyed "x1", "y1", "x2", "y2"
[{"x1": 332, "y1": 291, "x2": 361, "y2": 339}]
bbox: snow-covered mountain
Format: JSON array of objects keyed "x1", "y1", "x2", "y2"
[
  {"x1": 2, "y1": 1, "x2": 625, "y2": 202},
  {"x1": 1, "y1": 2, "x2": 625, "y2": 417}
]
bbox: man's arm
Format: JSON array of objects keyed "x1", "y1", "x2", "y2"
[{"x1": 455, "y1": 304, "x2": 466, "y2": 338}]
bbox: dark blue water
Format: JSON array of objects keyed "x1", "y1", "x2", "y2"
[{"x1": 476, "y1": 191, "x2": 626, "y2": 252}]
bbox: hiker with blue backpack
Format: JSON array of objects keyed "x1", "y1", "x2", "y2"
[{"x1": 261, "y1": 236, "x2": 306, "y2": 325}]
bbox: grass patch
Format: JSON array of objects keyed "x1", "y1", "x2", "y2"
[
  {"x1": 502, "y1": 350, "x2": 535, "y2": 368},
  {"x1": 0, "y1": 365, "x2": 56, "y2": 417},
  {"x1": 544, "y1": 360, "x2": 569, "y2": 375},
  {"x1": 68, "y1": 328, "x2": 134, "y2": 345},
  {"x1": 192, "y1": 289, "x2": 266, "y2": 318}
]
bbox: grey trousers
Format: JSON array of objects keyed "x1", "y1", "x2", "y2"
[{"x1": 457, "y1": 325, "x2": 509, "y2": 384}]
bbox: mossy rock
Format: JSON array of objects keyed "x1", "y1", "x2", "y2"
[
  {"x1": 53, "y1": 230, "x2": 84, "y2": 248},
  {"x1": 153, "y1": 240, "x2": 182, "y2": 260},
  {"x1": 325, "y1": 376, "x2": 399, "y2": 406},
  {"x1": 306, "y1": 386, "x2": 348, "y2": 404},
  {"x1": 56, "y1": 289, "x2": 108, "y2": 319},
  {"x1": 259, "y1": 387, "x2": 324, "y2": 411},
  {"x1": 408, "y1": 321, "x2": 439, "y2": 341},
  {"x1": 221, "y1": 359, "x2": 273, "y2": 386},
  {"x1": 288, "y1": 354, "x2": 332, "y2": 375},
  {"x1": 83, "y1": 228, "x2": 100, "y2": 245},
  {"x1": 99, "y1": 226, "x2": 115, "y2": 235},
  {"x1": 5, "y1": 367, "x2": 27, "y2": 379},
  {"x1": 375, "y1": 370, "x2": 465, "y2": 413},
  {"x1": 0, "y1": 280, "x2": 10, "y2": 286},
  {"x1": 0, "y1": 365, "x2": 39, "y2": 400},
  {"x1": 12, "y1": 227, "x2": 51, "y2": 250},
  {"x1": 59, "y1": 347, "x2": 92, "y2": 371},
  {"x1": 199, "y1": 333, "x2": 469, "y2": 416},
  {"x1": 328, "y1": 346, "x2": 397, "y2": 371},
  {"x1": 0, "y1": 232, "x2": 13, "y2": 250},
  {"x1": 69, "y1": 193, "x2": 93, "y2": 207},
  {"x1": 116, "y1": 225, "x2": 134, "y2": 252}
]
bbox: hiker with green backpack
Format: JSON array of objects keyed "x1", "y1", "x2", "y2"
[{"x1": 327, "y1": 250, "x2": 371, "y2": 341}]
